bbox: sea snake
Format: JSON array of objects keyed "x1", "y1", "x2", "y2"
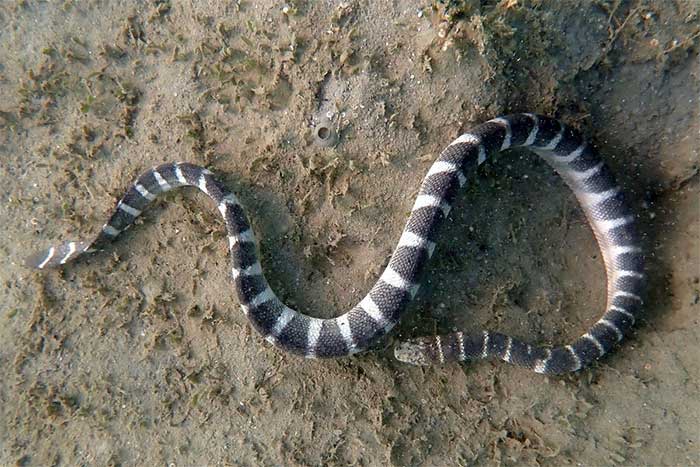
[{"x1": 26, "y1": 114, "x2": 644, "y2": 375}]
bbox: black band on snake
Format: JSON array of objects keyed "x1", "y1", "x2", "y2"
[{"x1": 27, "y1": 114, "x2": 645, "y2": 375}]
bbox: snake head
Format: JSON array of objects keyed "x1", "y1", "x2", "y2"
[{"x1": 394, "y1": 339, "x2": 432, "y2": 365}]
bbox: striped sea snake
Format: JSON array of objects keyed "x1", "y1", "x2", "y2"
[{"x1": 27, "y1": 114, "x2": 644, "y2": 375}]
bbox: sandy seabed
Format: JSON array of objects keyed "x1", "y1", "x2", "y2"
[{"x1": 0, "y1": 1, "x2": 698, "y2": 465}]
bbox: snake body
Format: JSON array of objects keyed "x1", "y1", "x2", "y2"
[{"x1": 27, "y1": 114, "x2": 644, "y2": 375}]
